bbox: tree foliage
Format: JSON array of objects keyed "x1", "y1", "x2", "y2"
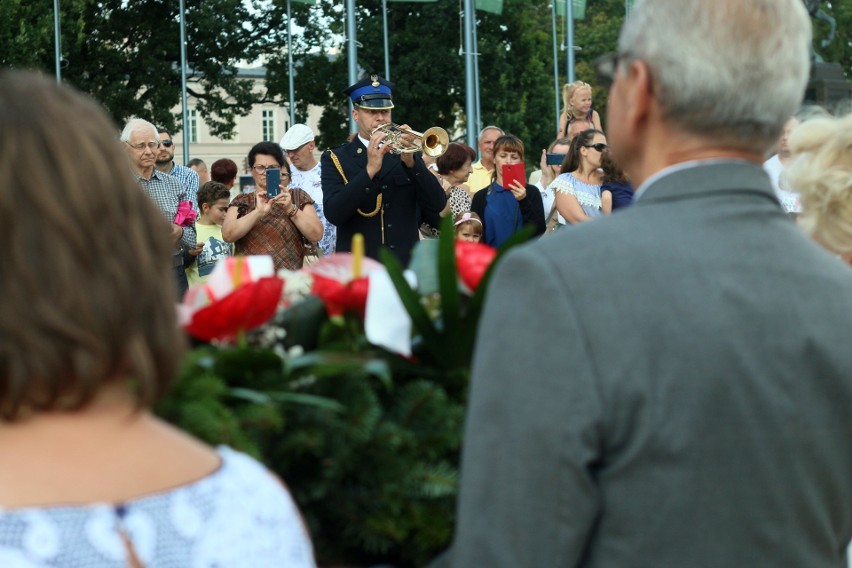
[
  {"x1": 0, "y1": 0, "x2": 291, "y2": 136},
  {"x1": 287, "y1": 0, "x2": 626, "y2": 156},
  {"x1": 4, "y1": 0, "x2": 849, "y2": 146}
]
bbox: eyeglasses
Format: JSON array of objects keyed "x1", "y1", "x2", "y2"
[
  {"x1": 251, "y1": 164, "x2": 290, "y2": 178},
  {"x1": 583, "y1": 143, "x2": 608, "y2": 152},
  {"x1": 124, "y1": 140, "x2": 161, "y2": 151},
  {"x1": 161, "y1": 139, "x2": 173, "y2": 148},
  {"x1": 593, "y1": 51, "x2": 633, "y2": 88}
]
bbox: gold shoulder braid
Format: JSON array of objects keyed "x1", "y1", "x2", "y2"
[{"x1": 328, "y1": 149, "x2": 382, "y2": 218}]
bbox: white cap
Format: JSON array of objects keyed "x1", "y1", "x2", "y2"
[{"x1": 280, "y1": 123, "x2": 315, "y2": 150}]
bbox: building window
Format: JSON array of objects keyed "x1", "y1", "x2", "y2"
[
  {"x1": 262, "y1": 109, "x2": 275, "y2": 142},
  {"x1": 188, "y1": 108, "x2": 199, "y2": 144}
]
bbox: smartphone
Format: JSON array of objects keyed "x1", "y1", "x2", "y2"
[
  {"x1": 546, "y1": 153, "x2": 566, "y2": 166},
  {"x1": 266, "y1": 168, "x2": 281, "y2": 198},
  {"x1": 502, "y1": 163, "x2": 526, "y2": 188}
]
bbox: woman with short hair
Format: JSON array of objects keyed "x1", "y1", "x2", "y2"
[
  {"x1": 436, "y1": 142, "x2": 477, "y2": 218},
  {"x1": 786, "y1": 113, "x2": 852, "y2": 264},
  {"x1": 222, "y1": 142, "x2": 323, "y2": 270},
  {"x1": 0, "y1": 71, "x2": 315, "y2": 566}
]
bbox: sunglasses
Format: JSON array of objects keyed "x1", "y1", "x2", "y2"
[
  {"x1": 583, "y1": 143, "x2": 608, "y2": 152},
  {"x1": 161, "y1": 139, "x2": 174, "y2": 147}
]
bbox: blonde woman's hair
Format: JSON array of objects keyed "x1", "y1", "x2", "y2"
[
  {"x1": 0, "y1": 71, "x2": 183, "y2": 421},
  {"x1": 786, "y1": 113, "x2": 852, "y2": 255}
]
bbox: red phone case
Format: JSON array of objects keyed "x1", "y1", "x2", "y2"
[{"x1": 502, "y1": 163, "x2": 526, "y2": 188}]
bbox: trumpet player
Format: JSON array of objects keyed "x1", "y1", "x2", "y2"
[{"x1": 321, "y1": 74, "x2": 446, "y2": 265}]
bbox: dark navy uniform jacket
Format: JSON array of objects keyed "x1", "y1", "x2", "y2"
[{"x1": 321, "y1": 137, "x2": 446, "y2": 266}]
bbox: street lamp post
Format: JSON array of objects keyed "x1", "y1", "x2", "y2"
[
  {"x1": 53, "y1": 0, "x2": 61, "y2": 83},
  {"x1": 179, "y1": 0, "x2": 190, "y2": 163}
]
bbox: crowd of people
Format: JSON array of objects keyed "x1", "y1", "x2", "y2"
[{"x1": 2, "y1": 0, "x2": 852, "y2": 564}]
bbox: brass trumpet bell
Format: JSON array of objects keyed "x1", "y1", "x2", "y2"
[{"x1": 371, "y1": 123, "x2": 450, "y2": 157}]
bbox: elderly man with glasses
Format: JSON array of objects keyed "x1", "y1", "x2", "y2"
[
  {"x1": 121, "y1": 118, "x2": 197, "y2": 298},
  {"x1": 437, "y1": 0, "x2": 852, "y2": 566}
]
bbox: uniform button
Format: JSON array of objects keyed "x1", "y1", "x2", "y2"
[
  {"x1": 381, "y1": 185, "x2": 387, "y2": 190},
  {"x1": 390, "y1": 245, "x2": 396, "y2": 249},
  {"x1": 387, "y1": 223, "x2": 392, "y2": 228}
]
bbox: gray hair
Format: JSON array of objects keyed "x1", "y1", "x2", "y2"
[
  {"x1": 120, "y1": 118, "x2": 158, "y2": 143},
  {"x1": 619, "y1": 0, "x2": 812, "y2": 151},
  {"x1": 478, "y1": 125, "x2": 504, "y2": 141}
]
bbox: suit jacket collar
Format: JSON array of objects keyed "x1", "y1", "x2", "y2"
[{"x1": 637, "y1": 160, "x2": 776, "y2": 205}]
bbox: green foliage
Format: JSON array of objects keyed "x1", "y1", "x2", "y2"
[
  {"x1": 156, "y1": 346, "x2": 287, "y2": 458},
  {"x1": 156, "y1": 227, "x2": 534, "y2": 566},
  {"x1": 2, "y1": 0, "x2": 289, "y2": 136},
  {"x1": 5, "y1": 0, "x2": 633, "y2": 150}
]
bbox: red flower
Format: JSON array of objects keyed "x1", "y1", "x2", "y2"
[
  {"x1": 455, "y1": 241, "x2": 497, "y2": 292},
  {"x1": 304, "y1": 253, "x2": 383, "y2": 318},
  {"x1": 310, "y1": 274, "x2": 370, "y2": 318},
  {"x1": 183, "y1": 276, "x2": 283, "y2": 342}
]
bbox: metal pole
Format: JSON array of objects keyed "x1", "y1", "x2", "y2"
[
  {"x1": 286, "y1": 0, "x2": 296, "y2": 127},
  {"x1": 347, "y1": 0, "x2": 358, "y2": 133},
  {"x1": 551, "y1": 1, "x2": 560, "y2": 136},
  {"x1": 53, "y1": 0, "x2": 61, "y2": 83},
  {"x1": 472, "y1": 10, "x2": 482, "y2": 135},
  {"x1": 382, "y1": 0, "x2": 390, "y2": 80},
  {"x1": 566, "y1": 0, "x2": 575, "y2": 84},
  {"x1": 463, "y1": 0, "x2": 476, "y2": 149},
  {"x1": 179, "y1": 0, "x2": 190, "y2": 163}
]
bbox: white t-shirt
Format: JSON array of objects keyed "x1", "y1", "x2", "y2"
[
  {"x1": 290, "y1": 162, "x2": 336, "y2": 256},
  {"x1": 763, "y1": 154, "x2": 801, "y2": 214}
]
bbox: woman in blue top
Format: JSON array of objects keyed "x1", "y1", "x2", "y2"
[
  {"x1": 550, "y1": 129, "x2": 610, "y2": 225},
  {"x1": 471, "y1": 134, "x2": 545, "y2": 247}
]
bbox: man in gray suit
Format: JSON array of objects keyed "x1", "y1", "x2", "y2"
[{"x1": 438, "y1": 0, "x2": 852, "y2": 566}]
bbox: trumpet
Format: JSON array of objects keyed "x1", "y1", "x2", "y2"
[{"x1": 371, "y1": 123, "x2": 450, "y2": 158}]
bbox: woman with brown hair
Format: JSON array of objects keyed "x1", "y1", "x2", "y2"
[
  {"x1": 436, "y1": 142, "x2": 477, "y2": 218},
  {"x1": 0, "y1": 72, "x2": 315, "y2": 566},
  {"x1": 223, "y1": 141, "x2": 323, "y2": 270},
  {"x1": 470, "y1": 134, "x2": 545, "y2": 247},
  {"x1": 550, "y1": 128, "x2": 610, "y2": 225}
]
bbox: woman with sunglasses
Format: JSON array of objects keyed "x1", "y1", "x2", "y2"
[
  {"x1": 223, "y1": 141, "x2": 323, "y2": 270},
  {"x1": 550, "y1": 129, "x2": 611, "y2": 225}
]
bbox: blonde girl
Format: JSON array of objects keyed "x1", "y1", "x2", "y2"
[
  {"x1": 454, "y1": 211, "x2": 483, "y2": 243},
  {"x1": 559, "y1": 81, "x2": 602, "y2": 138}
]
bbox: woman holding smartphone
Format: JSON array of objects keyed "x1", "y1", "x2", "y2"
[
  {"x1": 223, "y1": 141, "x2": 323, "y2": 270},
  {"x1": 470, "y1": 134, "x2": 545, "y2": 247},
  {"x1": 550, "y1": 129, "x2": 610, "y2": 225}
]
